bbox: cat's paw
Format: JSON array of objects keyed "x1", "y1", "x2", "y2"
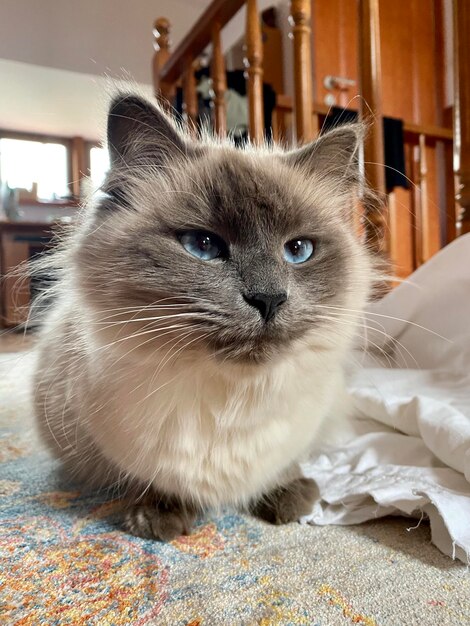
[
  {"x1": 252, "y1": 477, "x2": 318, "y2": 525},
  {"x1": 124, "y1": 503, "x2": 195, "y2": 541}
]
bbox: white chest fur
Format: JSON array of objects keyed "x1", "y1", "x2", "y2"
[{"x1": 86, "y1": 347, "x2": 345, "y2": 507}]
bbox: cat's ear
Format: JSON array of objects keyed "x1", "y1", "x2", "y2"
[
  {"x1": 107, "y1": 94, "x2": 188, "y2": 167},
  {"x1": 284, "y1": 124, "x2": 363, "y2": 184}
]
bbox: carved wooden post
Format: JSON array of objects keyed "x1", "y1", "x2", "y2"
[
  {"x1": 211, "y1": 21, "x2": 227, "y2": 136},
  {"x1": 358, "y1": 0, "x2": 387, "y2": 252},
  {"x1": 289, "y1": 0, "x2": 314, "y2": 143},
  {"x1": 183, "y1": 63, "x2": 198, "y2": 134},
  {"x1": 453, "y1": 0, "x2": 470, "y2": 235},
  {"x1": 70, "y1": 136, "x2": 86, "y2": 199},
  {"x1": 416, "y1": 134, "x2": 429, "y2": 265},
  {"x1": 152, "y1": 18, "x2": 175, "y2": 105},
  {"x1": 245, "y1": 0, "x2": 264, "y2": 143}
]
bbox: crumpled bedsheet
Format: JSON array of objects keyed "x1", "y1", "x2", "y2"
[{"x1": 302, "y1": 233, "x2": 470, "y2": 563}]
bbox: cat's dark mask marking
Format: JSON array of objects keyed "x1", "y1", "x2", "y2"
[{"x1": 79, "y1": 94, "x2": 370, "y2": 363}]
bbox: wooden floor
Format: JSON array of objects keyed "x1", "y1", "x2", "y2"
[{"x1": 0, "y1": 329, "x2": 36, "y2": 353}]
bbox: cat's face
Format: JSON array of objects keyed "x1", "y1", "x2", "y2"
[{"x1": 76, "y1": 96, "x2": 372, "y2": 364}]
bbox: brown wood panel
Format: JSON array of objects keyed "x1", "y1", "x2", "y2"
[
  {"x1": 410, "y1": 0, "x2": 441, "y2": 125},
  {"x1": 0, "y1": 224, "x2": 52, "y2": 327},
  {"x1": 312, "y1": 1, "x2": 358, "y2": 109},
  {"x1": 379, "y1": 1, "x2": 413, "y2": 120},
  {"x1": 310, "y1": 0, "x2": 448, "y2": 274},
  {"x1": 388, "y1": 186, "x2": 414, "y2": 279},
  {"x1": 261, "y1": 19, "x2": 284, "y2": 94}
]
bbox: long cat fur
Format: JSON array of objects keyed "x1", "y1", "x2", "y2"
[{"x1": 33, "y1": 94, "x2": 376, "y2": 536}]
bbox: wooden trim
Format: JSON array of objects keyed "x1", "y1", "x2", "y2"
[
  {"x1": 418, "y1": 133, "x2": 430, "y2": 264},
  {"x1": 0, "y1": 130, "x2": 76, "y2": 200},
  {"x1": 211, "y1": 22, "x2": 227, "y2": 136},
  {"x1": 358, "y1": 0, "x2": 385, "y2": 190},
  {"x1": 453, "y1": 0, "x2": 470, "y2": 235},
  {"x1": 0, "y1": 129, "x2": 71, "y2": 145},
  {"x1": 358, "y1": 0, "x2": 387, "y2": 252},
  {"x1": 403, "y1": 123, "x2": 453, "y2": 141},
  {"x1": 0, "y1": 222, "x2": 55, "y2": 327},
  {"x1": 159, "y1": 1, "x2": 245, "y2": 85},
  {"x1": 443, "y1": 107, "x2": 457, "y2": 244},
  {"x1": 275, "y1": 96, "x2": 454, "y2": 141},
  {"x1": 182, "y1": 64, "x2": 198, "y2": 133},
  {"x1": 70, "y1": 136, "x2": 86, "y2": 199},
  {"x1": 290, "y1": 0, "x2": 314, "y2": 143},
  {"x1": 245, "y1": 0, "x2": 265, "y2": 143}
]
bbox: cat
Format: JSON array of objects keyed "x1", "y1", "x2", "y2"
[{"x1": 33, "y1": 94, "x2": 375, "y2": 540}]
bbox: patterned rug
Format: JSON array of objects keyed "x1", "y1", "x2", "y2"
[{"x1": 1, "y1": 351, "x2": 469, "y2": 625}]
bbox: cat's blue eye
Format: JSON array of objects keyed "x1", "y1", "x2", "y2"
[
  {"x1": 283, "y1": 238, "x2": 315, "y2": 264},
  {"x1": 179, "y1": 230, "x2": 227, "y2": 261}
]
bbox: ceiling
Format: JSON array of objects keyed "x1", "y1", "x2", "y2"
[{"x1": 0, "y1": 0, "x2": 211, "y2": 83}]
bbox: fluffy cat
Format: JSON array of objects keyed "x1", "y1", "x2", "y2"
[{"x1": 33, "y1": 94, "x2": 374, "y2": 540}]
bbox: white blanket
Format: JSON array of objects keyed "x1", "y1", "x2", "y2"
[{"x1": 302, "y1": 234, "x2": 470, "y2": 563}]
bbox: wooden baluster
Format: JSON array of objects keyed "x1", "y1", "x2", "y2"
[
  {"x1": 245, "y1": 0, "x2": 264, "y2": 143},
  {"x1": 183, "y1": 62, "x2": 198, "y2": 135},
  {"x1": 453, "y1": 0, "x2": 470, "y2": 235},
  {"x1": 358, "y1": 0, "x2": 387, "y2": 253},
  {"x1": 418, "y1": 133, "x2": 431, "y2": 263},
  {"x1": 70, "y1": 136, "x2": 86, "y2": 199},
  {"x1": 152, "y1": 18, "x2": 175, "y2": 106},
  {"x1": 211, "y1": 22, "x2": 227, "y2": 136},
  {"x1": 289, "y1": 0, "x2": 314, "y2": 143}
]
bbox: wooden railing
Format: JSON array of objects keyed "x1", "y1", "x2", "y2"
[
  {"x1": 153, "y1": 0, "x2": 315, "y2": 144},
  {"x1": 152, "y1": 0, "x2": 469, "y2": 262},
  {"x1": 152, "y1": 0, "x2": 386, "y2": 251},
  {"x1": 274, "y1": 96, "x2": 454, "y2": 272}
]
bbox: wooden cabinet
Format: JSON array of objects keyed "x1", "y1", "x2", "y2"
[{"x1": 0, "y1": 222, "x2": 54, "y2": 327}]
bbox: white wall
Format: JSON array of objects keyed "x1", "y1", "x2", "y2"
[{"x1": 0, "y1": 59, "x2": 153, "y2": 141}]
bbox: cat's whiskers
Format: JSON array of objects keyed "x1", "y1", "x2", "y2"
[
  {"x1": 95, "y1": 312, "x2": 204, "y2": 326},
  {"x1": 66, "y1": 326, "x2": 209, "y2": 459},
  {"x1": 313, "y1": 313, "x2": 414, "y2": 369},
  {"x1": 148, "y1": 327, "x2": 216, "y2": 390},
  {"x1": 96, "y1": 302, "x2": 196, "y2": 317},
  {"x1": 92, "y1": 313, "x2": 206, "y2": 337},
  {"x1": 135, "y1": 329, "x2": 217, "y2": 410},
  {"x1": 312, "y1": 303, "x2": 451, "y2": 343},
  {"x1": 313, "y1": 310, "x2": 419, "y2": 368}
]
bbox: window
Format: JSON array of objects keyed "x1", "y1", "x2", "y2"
[
  {"x1": 89, "y1": 146, "x2": 110, "y2": 191},
  {"x1": 0, "y1": 137, "x2": 70, "y2": 201}
]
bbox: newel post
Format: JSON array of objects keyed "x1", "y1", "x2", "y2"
[{"x1": 152, "y1": 17, "x2": 175, "y2": 105}]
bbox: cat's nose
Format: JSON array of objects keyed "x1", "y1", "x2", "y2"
[{"x1": 243, "y1": 292, "x2": 287, "y2": 322}]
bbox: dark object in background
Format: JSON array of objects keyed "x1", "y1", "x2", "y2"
[
  {"x1": 175, "y1": 69, "x2": 277, "y2": 144},
  {"x1": 322, "y1": 107, "x2": 408, "y2": 192}
]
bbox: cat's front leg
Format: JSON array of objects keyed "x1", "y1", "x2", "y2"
[
  {"x1": 124, "y1": 493, "x2": 197, "y2": 541},
  {"x1": 251, "y1": 475, "x2": 318, "y2": 525}
]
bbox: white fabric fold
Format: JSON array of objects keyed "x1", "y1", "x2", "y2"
[{"x1": 302, "y1": 234, "x2": 470, "y2": 563}]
